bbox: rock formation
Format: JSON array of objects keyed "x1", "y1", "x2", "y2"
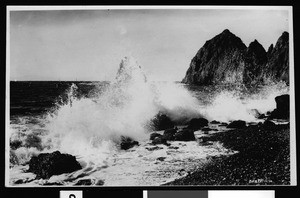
[
  {"x1": 182, "y1": 29, "x2": 289, "y2": 85},
  {"x1": 28, "y1": 151, "x2": 82, "y2": 179}
]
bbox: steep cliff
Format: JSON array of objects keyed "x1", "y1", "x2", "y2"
[
  {"x1": 264, "y1": 32, "x2": 289, "y2": 84},
  {"x1": 182, "y1": 30, "x2": 289, "y2": 85}
]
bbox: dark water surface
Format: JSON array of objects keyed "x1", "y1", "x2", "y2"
[{"x1": 10, "y1": 81, "x2": 108, "y2": 117}]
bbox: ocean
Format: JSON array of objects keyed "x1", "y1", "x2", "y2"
[{"x1": 8, "y1": 59, "x2": 289, "y2": 186}]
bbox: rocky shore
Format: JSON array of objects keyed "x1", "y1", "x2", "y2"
[
  {"x1": 163, "y1": 94, "x2": 290, "y2": 185},
  {"x1": 164, "y1": 121, "x2": 290, "y2": 185},
  {"x1": 10, "y1": 93, "x2": 290, "y2": 186}
]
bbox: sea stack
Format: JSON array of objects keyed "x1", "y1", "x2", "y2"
[{"x1": 182, "y1": 29, "x2": 289, "y2": 85}]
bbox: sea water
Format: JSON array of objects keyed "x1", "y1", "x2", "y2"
[{"x1": 8, "y1": 57, "x2": 289, "y2": 186}]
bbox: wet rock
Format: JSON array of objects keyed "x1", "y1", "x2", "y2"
[
  {"x1": 163, "y1": 128, "x2": 177, "y2": 140},
  {"x1": 10, "y1": 140, "x2": 22, "y2": 150},
  {"x1": 270, "y1": 94, "x2": 289, "y2": 119},
  {"x1": 75, "y1": 179, "x2": 93, "y2": 185},
  {"x1": 227, "y1": 120, "x2": 246, "y2": 129},
  {"x1": 174, "y1": 129, "x2": 196, "y2": 141},
  {"x1": 43, "y1": 182, "x2": 63, "y2": 186},
  {"x1": 219, "y1": 122, "x2": 228, "y2": 126},
  {"x1": 150, "y1": 132, "x2": 162, "y2": 140},
  {"x1": 258, "y1": 114, "x2": 266, "y2": 119},
  {"x1": 250, "y1": 109, "x2": 261, "y2": 118},
  {"x1": 146, "y1": 146, "x2": 163, "y2": 151},
  {"x1": 210, "y1": 120, "x2": 221, "y2": 124},
  {"x1": 120, "y1": 136, "x2": 139, "y2": 150},
  {"x1": 197, "y1": 134, "x2": 211, "y2": 145},
  {"x1": 187, "y1": 118, "x2": 208, "y2": 130},
  {"x1": 263, "y1": 120, "x2": 276, "y2": 128},
  {"x1": 95, "y1": 179, "x2": 105, "y2": 185},
  {"x1": 157, "y1": 157, "x2": 166, "y2": 161},
  {"x1": 202, "y1": 127, "x2": 212, "y2": 131},
  {"x1": 152, "y1": 136, "x2": 168, "y2": 145},
  {"x1": 14, "y1": 179, "x2": 25, "y2": 184},
  {"x1": 152, "y1": 113, "x2": 175, "y2": 130},
  {"x1": 168, "y1": 146, "x2": 179, "y2": 150},
  {"x1": 28, "y1": 151, "x2": 82, "y2": 179}
]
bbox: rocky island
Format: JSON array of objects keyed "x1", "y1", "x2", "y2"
[{"x1": 182, "y1": 29, "x2": 289, "y2": 85}]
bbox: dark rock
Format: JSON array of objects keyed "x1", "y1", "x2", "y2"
[
  {"x1": 187, "y1": 118, "x2": 208, "y2": 130},
  {"x1": 43, "y1": 182, "x2": 63, "y2": 186},
  {"x1": 258, "y1": 114, "x2": 266, "y2": 119},
  {"x1": 227, "y1": 120, "x2": 246, "y2": 129},
  {"x1": 120, "y1": 136, "x2": 139, "y2": 150},
  {"x1": 146, "y1": 146, "x2": 163, "y2": 151},
  {"x1": 168, "y1": 146, "x2": 179, "y2": 149},
  {"x1": 263, "y1": 120, "x2": 276, "y2": 128},
  {"x1": 95, "y1": 180, "x2": 105, "y2": 185},
  {"x1": 182, "y1": 29, "x2": 289, "y2": 85},
  {"x1": 163, "y1": 128, "x2": 177, "y2": 140},
  {"x1": 157, "y1": 157, "x2": 166, "y2": 161},
  {"x1": 276, "y1": 94, "x2": 289, "y2": 111},
  {"x1": 75, "y1": 179, "x2": 93, "y2": 185},
  {"x1": 202, "y1": 127, "x2": 212, "y2": 131},
  {"x1": 270, "y1": 94, "x2": 289, "y2": 119},
  {"x1": 28, "y1": 151, "x2": 82, "y2": 179},
  {"x1": 219, "y1": 122, "x2": 228, "y2": 126},
  {"x1": 249, "y1": 109, "x2": 261, "y2": 118},
  {"x1": 14, "y1": 179, "x2": 25, "y2": 184},
  {"x1": 10, "y1": 140, "x2": 22, "y2": 150},
  {"x1": 150, "y1": 133, "x2": 162, "y2": 140},
  {"x1": 174, "y1": 129, "x2": 196, "y2": 141},
  {"x1": 152, "y1": 136, "x2": 168, "y2": 145},
  {"x1": 197, "y1": 135, "x2": 211, "y2": 144},
  {"x1": 151, "y1": 113, "x2": 175, "y2": 130},
  {"x1": 210, "y1": 120, "x2": 221, "y2": 124}
]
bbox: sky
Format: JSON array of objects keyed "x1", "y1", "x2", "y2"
[{"x1": 9, "y1": 7, "x2": 290, "y2": 81}]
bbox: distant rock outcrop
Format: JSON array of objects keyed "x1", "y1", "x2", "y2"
[{"x1": 182, "y1": 29, "x2": 289, "y2": 85}]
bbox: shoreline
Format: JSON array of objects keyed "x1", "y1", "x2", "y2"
[{"x1": 163, "y1": 121, "x2": 290, "y2": 185}]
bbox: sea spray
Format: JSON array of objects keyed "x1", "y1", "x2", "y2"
[
  {"x1": 10, "y1": 58, "x2": 289, "y2": 184},
  {"x1": 38, "y1": 57, "x2": 204, "y2": 167},
  {"x1": 202, "y1": 82, "x2": 289, "y2": 122}
]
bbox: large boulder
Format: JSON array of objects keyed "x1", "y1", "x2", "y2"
[
  {"x1": 263, "y1": 120, "x2": 276, "y2": 128},
  {"x1": 152, "y1": 136, "x2": 168, "y2": 145},
  {"x1": 270, "y1": 94, "x2": 289, "y2": 119},
  {"x1": 28, "y1": 151, "x2": 82, "y2": 179},
  {"x1": 187, "y1": 118, "x2": 208, "y2": 130},
  {"x1": 227, "y1": 120, "x2": 246, "y2": 129},
  {"x1": 151, "y1": 113, "x2": 175, "y2": 131},
  {"x1": 150, "y1": 132, "x2": 162, "y2": 140},
  {"x1": 120, "y1": 136, "x2": 139, "y2": 150},
  {"x1": 173, "y1": 129, "x2": 196, "y2": 141},
  {"x1": 163, "y1": 128, "x2": 177, "y2": 140}
]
